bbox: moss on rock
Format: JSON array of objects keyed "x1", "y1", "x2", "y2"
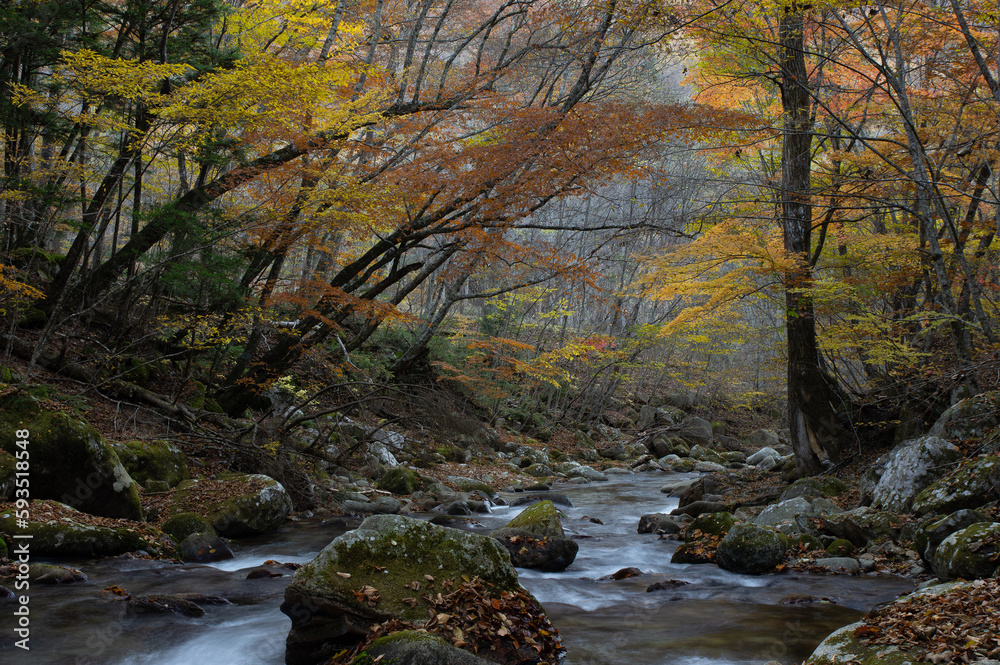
[
  {"x1": 0, "y1": 392, "x2": 142, "y2": 520},
  {"x1": 502, "y1": 500, "x2": 565, "y2": 538},
  {"x1": 379, "y1": 468, "x2": 423, "y2": 495},
  {"x1": 715, "y1": 523, "x2": 789, "y2": 575},
  {"x1": 281, "y1": 515, "x2": 526, "y2": 665},
  {"x1": 932, "y1": 521, "x2": 1000, "y2": 581},
  {"x1": 911, "y1": 455, "x2": 1000, "y2": 516},
  {"x1": 161, "y1": 511, "x2": 216, "y2": 543},
  {"x1": 167, "y1": 473, "x2": 293, "y2": 537},
  {"x1": 0, "y1": 503, "x2": 174, "y2": 558},
  {"x1": 111, "y1": 440, "x2": 190, "y2": 488}
]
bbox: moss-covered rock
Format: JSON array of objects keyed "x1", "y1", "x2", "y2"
[
  {"x1": 110, "y1": 440, "x2": 190, "y2": 488},
  {"x1": 492, "y1": 500, "x2": 577, "y2": 571},
  {"x1": 160, "y1": 511, "x2": 216, "y2": 543},
  {"x1": 688, "y1": 445, "x2": 724, "y2": 465},
  {"x1": 715, "y1": 524, "x2": 789, "y2": 575},
  {"x1": 281, "y1": 515, "x2": 536, "y2": 665},
  {"x1": 379, "y1": 467, "x2": 423, "y2": 494},
  {"x1": 911, "y1": 455, "x2": 1000, "y2": 516},
  {"x1": 805, "y1": 581, "x2": 978, "y2": 665},
  {"x1": 501, "y1": 500, "x2": 565, "y2": 538},
  {"x1": 912, "y1": 508, "x2": 989, "y2": 565},
  {"x1": 929, "y1": 391, "x2": 1000, "y2": 442},
  {"x1": 0, "y1": 502, "x2": 174, "y2": 558},
  {"x1": 0, "y1": 392, "x2": 142, "y2": 520},
  {"x1": 932, "y1": 521, "x2": 1000, "y2": 581},
  {"x1": 168, "y1": 473, "x2": 293, "y2": 537},
  {"x1": 362, "y1": 630, "x2": 493, "y2": 665},
  {"x1": 445, "y1": 475, "x2": 495, "y2": 495},
  {"x1": 647, "y1": 435, "x2": 690, "y2": 458},
  {"x1": 689, "y1": 511, "x2": 736, "y2": 537},
  {"x1": 825, "y1": 539, "x2": 856, "y2": 557}
]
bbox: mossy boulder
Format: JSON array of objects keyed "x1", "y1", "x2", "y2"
[
  {"x1": 929, "y1": 391, "x2": 1000, "y2": 442},
  {"x1": 361, "y1": 630, "x2": 493, "y2": 665},
  {"x1": 110, "y1": 440, "x2": 190, "y2": 488},
  {"x1": 825, "y1": 539, "x2": 856, "y2": 557},
  {"x1": 911, "y1": 455, "x2": 1000, "y2": 516},
  {"x1": 871, "y1": 436, "x2": 961, "y2": 512},
  {"x1": 932, "y1": 521, "x2": 1000, "y2": 581},
  {"x1": 445, "y1": 475, "x2": 495, "y2": 495},
  {"x1": 0, "y1": 392, "x2": 142, "y2": 520},
  {"x1": 0, "y1": 502, "x2": 174, "y2": 558},
  {"x1": 281, "y1": 515, "x2": 540, "y2": 665},
  {"x1": 379, "y1": 468, "x2": 423, "y2": 495},
  {"x1": 689, "y1": 511, "x2": 736, "y2": 537},
  {"x1": 688, "y1": 445, "x2": 724, "y2": 465},
  {"x1": 715, "y1": 524, "x2": 789, "y2": 575},
  {"x1": 492, "y1": 500, "x2": 578, "y2": 571},
  {"x1": 647, "y1": 435, "x2": 690, "y2": 458},
  {"x1": 169, "y1": 473, "x2": 293, "y2": 537},
  {"x1": 805, "y1": 581, "x2": 977, "y2": 665},
  {"x1": 912, "y1": 508, "x2": 989, "y2": 565},
  {"x1": 501, "y1": 500, "x2": 565, "y2": 538},
  {"x1": 160, "y1": 511, "x2": 216, "y2": 543}
]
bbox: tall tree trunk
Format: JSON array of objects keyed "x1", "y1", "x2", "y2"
[{"x1": 779, "y1": 6, "x2": 853, "y2": 476}]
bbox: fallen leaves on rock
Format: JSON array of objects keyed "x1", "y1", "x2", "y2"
[
  {"x1": 327, "y1": 576, "x2": 565, "y2": 665},
  {"x1": 0, "y1": 499, "x2": 176, "y2": 556},
  {"x1": 857, "y1": 577, "x2": 1000, "y2": 662}
]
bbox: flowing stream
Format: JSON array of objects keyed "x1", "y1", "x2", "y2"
[{"x1": 3, "y1": 473, "x2": 915, "y2": 665}]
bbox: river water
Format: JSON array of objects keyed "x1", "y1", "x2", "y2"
[{"x1": 2, "y1": 473, "x2": 915, "y2": 665}]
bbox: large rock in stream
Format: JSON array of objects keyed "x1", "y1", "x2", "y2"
[
  {"x1": 281, "y1": 515, "x2": 562, "y2": 665},
  {"x1": 492, "y1": 500, "x2": 578, "y2": 571},
  {"x1": 164, "y1": 473, "x2": 293, "y2": 537},
  {"x1": 0, "y1": 392, "x2": 143, "y2": 520}
]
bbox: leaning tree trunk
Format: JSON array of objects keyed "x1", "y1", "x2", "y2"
[{"x1": 779, "y1": 6, "x2": 853, "y2": 475}]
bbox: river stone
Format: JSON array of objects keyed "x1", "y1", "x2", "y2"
[
  {"x1": 871, "y1": 436, "x2": 961, "y2": 512},
  {"x1": 687, "y1": 445, "x2": 723, "y2": 465},
  {"x1": 660, "y1": 477, "x2": 699, "y2": 494},
  {"x1": 715, "y1": 524, "x2": 788, "y2": 575},
  {"x1": 127, "y1": 594, "x2": 205, "y2": 618},
  {"x1": 671, "y1": 500, "x2": 727, "y2": 518},
  {"x1": 752, "y1": 497, "x2": 814, "y2": 528},
  {"x1": 747, "y1": 447, "x2": 780, "y2": 468},
  {"x1": 678, "y1": 416, "x2": 713, "y2": 447},
  {"x1": 0, "y1": 502, "x2": 173, "y2": 558},
  {"x1": 637, "y1": 513, "x2": 685, "y2": 535},
  {"x1": 648, "y1": 435, "x2": 690, "y2": 458},
  {"x1": 179, "y1": 532, "x2": 234, "y2": 563},
  {"x1": 110, "y1": 439, "x2": 189, "y2": 488},
  {"x1": 342, "y1": 497, "x2": 402, "y2": 516},
  {"x1": 445, "y1": 475, "x2": 495, "y2": 495},
  {"x1": 911, "y1": 455, "x2": 1000, "y2": 515},
  {"x1": 490, "y1": 528, "x2": 579, "y2": 571},
  {"x1": 932, "y1": 521, "x2": 1000, "y2": 581},
  {"x1": 501, "y1": 500, "x2": 565, "y2": 538},
  {"x1": 510, "y1": 492, "x2": 573, "y2": 508},
  {"x1": 567, "y1": 465, "x2": 607, "y2": 481},
  {"x1": 821, "y1": 508, "x2": 902, "y2": 547},
  {"x1": 174, "y1": 473, "x2": 293, "y2": 537},
  {"x1": 380, "y1": 468, "x2": 423, "y2": 494},
  {"x1": 523, "y1": 463, "x2": 554, "y2": 477},
  {"x1": 161, "y1": 511, "x2": 216, "y2": 543},
  {"x1": 0, "y1": 392, "x2": 142, "y2": 520},
  {"x1": 912, "y1": 508, "x2": 989, "y2": 564},
  {"x1": 280, "y1": 515, "x2": 531, "y2": 665},
  {"x1": 29, "y1": 563, "x2": 87, "y2": 584},
  {"x1": 361, "y1": 630, "x2": 494, "y2": 665}
]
